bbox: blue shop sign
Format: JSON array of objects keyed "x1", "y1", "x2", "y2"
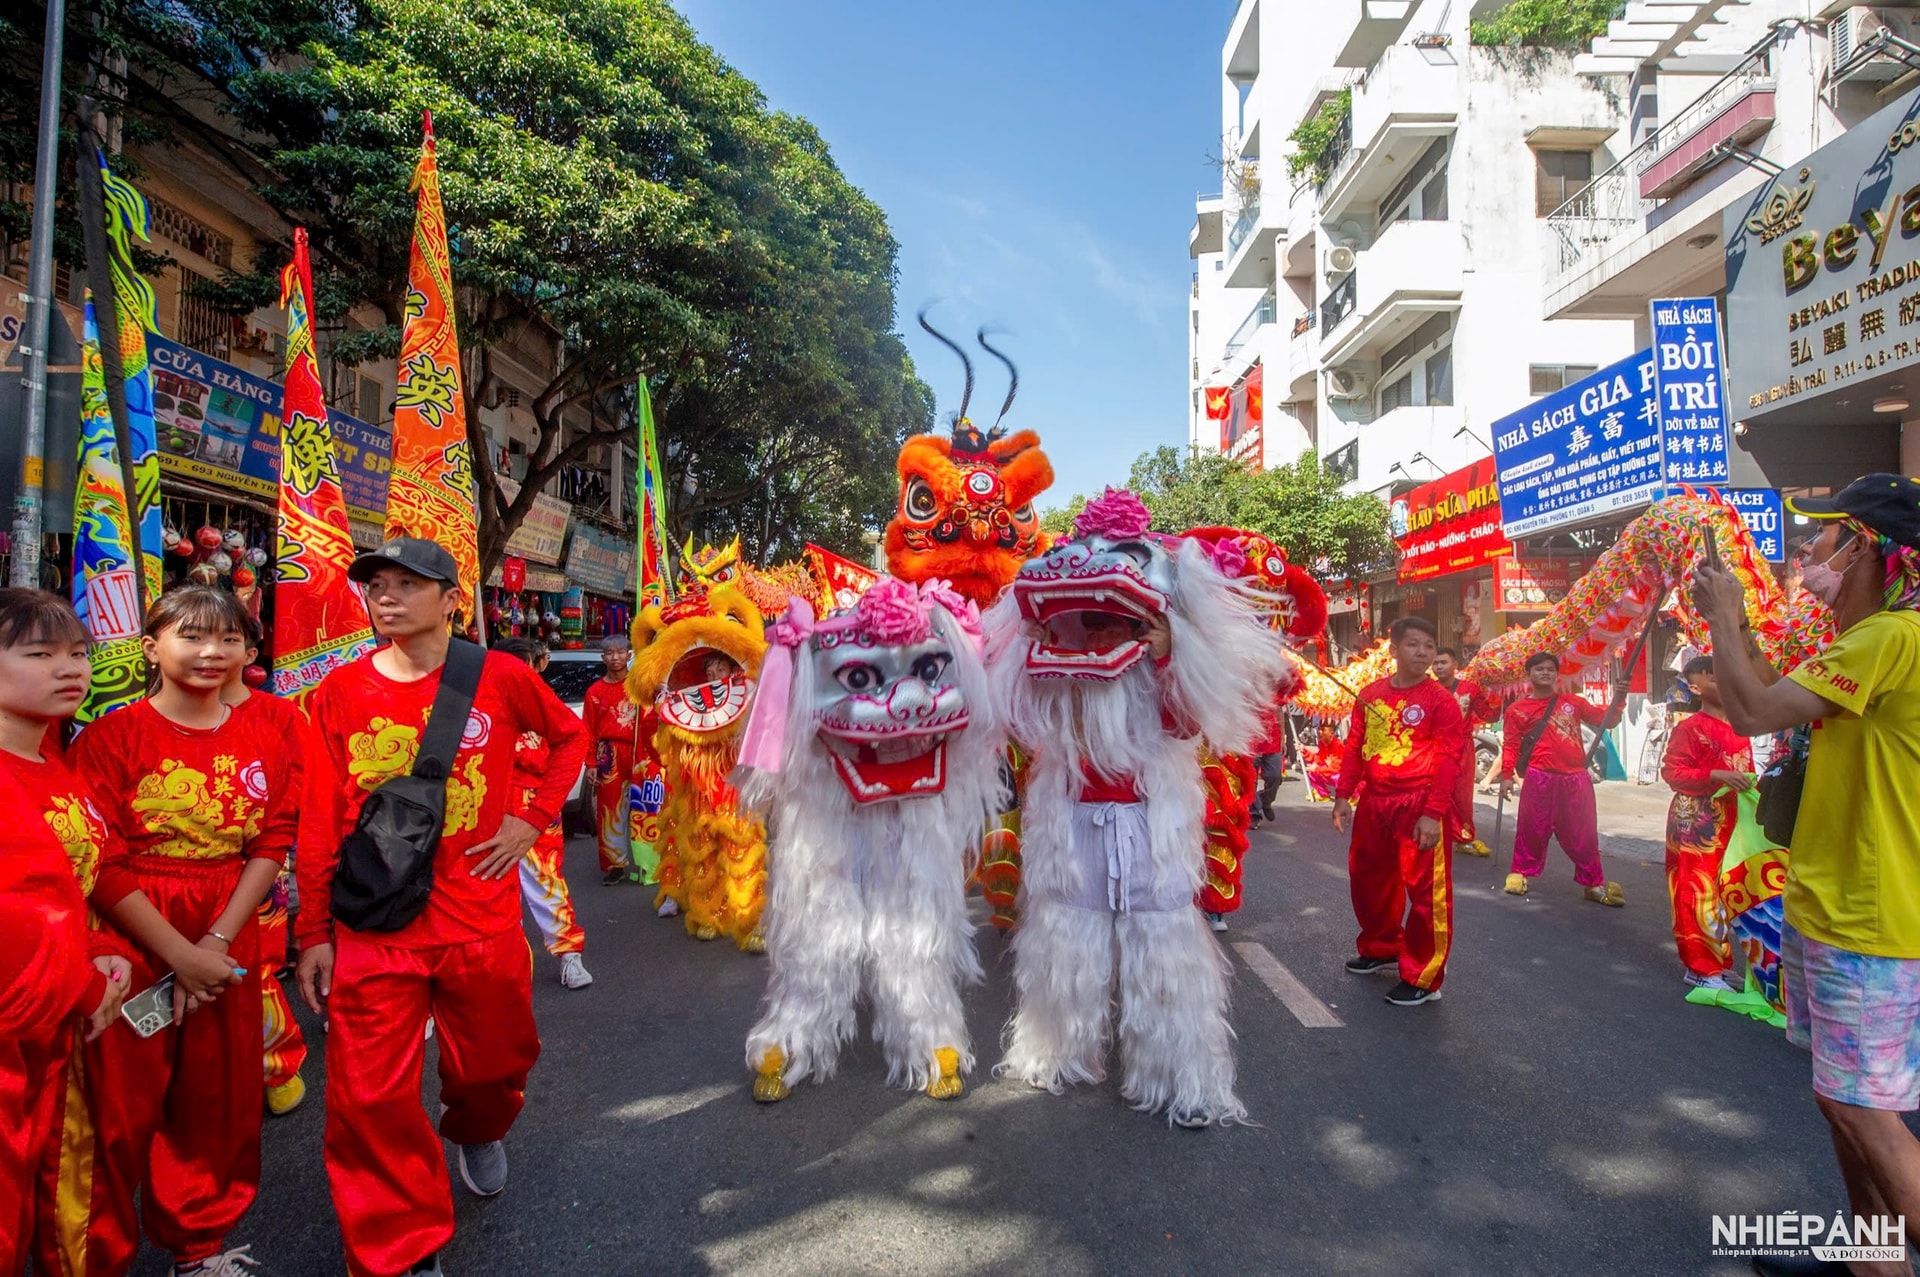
[
  {"x1": 1491, "y1": 350, "x2": 1664, "y2": 538},
  {"x1": 1725, "y1": 488, "x2": 1786, "y2": 562},
  {"x1": 1649, "y1": 296, "x2": 1730, "y2": 486}
]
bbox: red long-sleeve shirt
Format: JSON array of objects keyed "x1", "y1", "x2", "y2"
[
  {"x1": 1500, "y1": 694, "x2": 1606, "y2": 779},
  {"x1": 0, "y1": 746, "x2": 117, "y2": 1039},
  {"x1": 1437, "y1": 676, "x2": 1498, "y2": 727},
  {"x1": 1335, "y1": 678, "x2": 1466, "y2": 817},
  {"x1": 583, "y1": 678, "x2": 637, "y2": 746},
  {"x1": 74, "y1": 699, "x2": 303, "y2": 909},
  {"x1": 297, "y1": 649, "x2": 588, "y2": 950},
  {"x1": 1661, "y1": 712, "x2": 1753, "y2": 797}
]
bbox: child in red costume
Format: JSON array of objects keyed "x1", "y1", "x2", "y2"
[
  {"x1": 582, "y1": 634, "x2": 637, "y2": 883},
  {"x1": 296, "y1": 539, "x2": 586, "y2": 1277},
  {"x1": 0, "y1": 590, "x2": 129, "y2": 1275},
  {"x1": 1333, "y1": 617, "x2": 1466, "y2": 1007},
  {"x1": 1659, "y1": 656, "x2": 1753, "y2": 991},
  {"x1": 1497, "y1": 651, "x2": 1627, "y2": 905},
  {"x1": 495, "y1": 638, "x2": 591, "y2": 990},
  {"x1": 59, "y1": 587, "x2": 301, "y2": 1277},
  {"x1": 1432, "y1": 647, "x2": 1494, "y2": 857}
]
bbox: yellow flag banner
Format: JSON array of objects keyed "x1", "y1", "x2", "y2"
[{"x1": 384, "y1": 111, "x2": 480, "y2": 608}]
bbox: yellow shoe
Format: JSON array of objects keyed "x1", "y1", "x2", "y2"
[
  {"x1": 926, "y1": 1047, "x2": 965, "y2": 1101},
  {"x1": 739, "y1": 929, "x2": 767, "y2": 955},
  {"x1": 266, "y1": 1074, "x2": 306, "y2": 1117},
  {"x1": 1459, "y1": 840, "x2": 1492, "y2": 857},
  {"x1": 752, "y1": 1048, "x2": 790, "y2": 1103},
  {"x1": 1503, "y1": 873, "x2": 1528, "y2": 896},
  {"x1": 1583, "y1": 881, "x2": 1626, "y2": 908}
]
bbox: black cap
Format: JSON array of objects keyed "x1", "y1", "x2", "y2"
[
  {"x1": 347, "y1": 536, "x2": 460, "y2": 586},
  {"x1": 1785, "y1": 474, "x2": 1920, "y2": 551}
]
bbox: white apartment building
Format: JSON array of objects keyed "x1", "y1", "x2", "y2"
[{"x1": 1188, "y1": 0, "x2": 1640, "y2": 499}]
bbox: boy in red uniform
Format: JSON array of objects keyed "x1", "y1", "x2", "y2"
[
  {"x1": 1497, "y1": 651, "x2": 1627, "y2": 905},
  {"x1": 296, "y1": 539, "x2": 586, "y2": 1277},
  {"x1": 0, "y1": 590, "x2": 129, "y2": 1274},
  {"x1": 582, "y1": 634, "x2": 637, "y2": 883},
  {"x1": 1659, "y1": 656, "x2": 1753, "y2": 992},
  {"x1": 1332, "y1": 617, "x2": 1466, "y2": 1007},
  {"x1": 64, "y1": 586, "x2": 302, "y2": 1277},
  {"x1": 1432, "y1": 647, "x2": 1493, "y2": 857},
  {"x1": 495, "y1": 638, "x2": 591, "y2": 990}
]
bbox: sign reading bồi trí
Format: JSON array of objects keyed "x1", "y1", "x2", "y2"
[
  {"x1": 1649, "y1": 297, "x2": 1730, "y2": 486},
  {"x1": 1724, "y1": 91, "x2": 1920, "y2": 422}
]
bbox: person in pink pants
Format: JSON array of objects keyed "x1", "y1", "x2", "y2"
[{"x1": 1497, "y1": 652, "x2": 1627, "y2": 906}]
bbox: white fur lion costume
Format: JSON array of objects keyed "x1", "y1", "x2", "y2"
[
  {"x1": 989, "y1": 487, "x2": 1290, "y2": 1126},
  {"x1": 734, "y1": 576, "x2": 1005, "y2": 1103}
]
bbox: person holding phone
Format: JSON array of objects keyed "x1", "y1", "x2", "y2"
[
  {"x1": 0, "y1": 589, "x2": 131, "y2": 1274},
  {"x1": 48, "y1": 586, "x2": 302, "y2": 1277}
]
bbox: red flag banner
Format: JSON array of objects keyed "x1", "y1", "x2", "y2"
[
  {"x1": 1244, "y1": 364, "x2": 1263, "y2": 423},
  {"x1": 804, "y1": 543, "x2": 879, "y2": 613},
  {"x1": 273, "y1": 228, "x2": 375, "y2": 696},
  {"x1": 1204, "y1": 386, "x2": 1231, "y2": 420},
  {"x1": 385, "y1": 112, "x2": 480, "y2": 609}
]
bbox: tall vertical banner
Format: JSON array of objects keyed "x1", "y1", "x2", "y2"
[
  {"x1": 384, "y1": 113, "x2": 480, "y2": 609},
  {"x1": 97, "y1": 153, "x2": 166, "y2": 601},
  {"x1": 72, "y1": 298, "x2": 146, "y2": 723},
  {"x1": 1649, "y1": 296, "x2": 1730, "y2": 487},
  {"x1": 273, "y1": 229, "x2": 376, "y2": 697},
  {"x1": 636, "y1": 374, "x2": 668, "y2": 608}
]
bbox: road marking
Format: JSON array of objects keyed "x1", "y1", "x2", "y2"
[{"x1": 1234, "y1": 942, "x2": 1345, "y2": 1029}]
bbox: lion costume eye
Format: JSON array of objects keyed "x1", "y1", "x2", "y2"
[
  {"x1": 904, "y1": 477, "x2": 938, "y2": 522},
  {"x1": 836, "y1": 663, "x2": 881, "y2": 693},
  {"x1": 911, "y1": 653, "x2": 951, "y2": 683},
  {"x1": 1011, "y1": 503, "x2": 1035, "y2": 523}
]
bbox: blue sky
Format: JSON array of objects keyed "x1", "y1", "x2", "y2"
[{"x1": 671, "y1": 0, "x2": 1225, "y2": 509}]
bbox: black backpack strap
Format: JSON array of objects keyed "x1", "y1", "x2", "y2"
[
  {"x1": 412, "y1": 640, "x2": 486, "y2": 782},
  {"x1": 1514, "y1": 695, "x2": 1562, "y2": 777}
]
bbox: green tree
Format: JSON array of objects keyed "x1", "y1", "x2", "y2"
[{"x1": 1469, "y1": 0, "x2": 1623, "y2": 48}]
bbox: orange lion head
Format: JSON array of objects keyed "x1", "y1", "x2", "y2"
[{"x1": 885, "y1": 423, "x2": 1054, "y2": 607}]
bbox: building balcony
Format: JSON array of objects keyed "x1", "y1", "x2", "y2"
[
  {"x1": 1358, "y1": 406, "x2": 1469, "y2": 494},
  {"x1": 1225, "y1": 292, "x2": 1277, "y2": 361},
  {"x1": 1319, "y1": 219, "x2": 1464, "y2": 367},
  {"x1": 1191, "y1": 194, "x2": 1225, "y2": 258},
  {"x1": 1283, "y1": 179, "x2": 1318, "y2": 278},
  {"x1": 1284, "y1": 310, "x2": 1318, "y2": 403},
  {"x1": 1331, "y1": 0, "x2": 1417, "y2": 69},
  {"x1": 1223, "y1": 193, "x2": 1285, "y2": 289},
  {"x1": 1319, "y1": 44, "x2": 1460, "y2": 225},
  {"x1": 1227, "y1": 0, "x2": 1260, "y2": 81},
  {"x1": 1634, "y1": 64, "x2": 1774, "y2": 200}
]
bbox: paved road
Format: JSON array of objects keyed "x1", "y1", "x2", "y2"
[{"x1": 132, "y1": 782, "x2": 1860, "y2": 1276}]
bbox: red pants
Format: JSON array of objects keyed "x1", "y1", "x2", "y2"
[
  {"x1": 3, "y1": 1018, "x2": 71, "y2": 1273},
  {"x1": 259, "y1": 872, "x2": 307, "y2": 1089},
  {"x1": 1348, "y1": 788, "x2": 1453, "y2": 991},
  {"x1": 1449, "y1": 740, "x2": 1477, "y2": 846},
  {"x1": 39, "y1": 858, "x2": 262, "y2": 1273},
  {"x1": 1666, "y1": 792, "x2": 1733, "y2": 978},
  {"x1": 594, "y1": 740, "x2": 633, "y2": 873},
  {"x1": 324, "y1": 927, "x2": 540, "y2": 1277}
]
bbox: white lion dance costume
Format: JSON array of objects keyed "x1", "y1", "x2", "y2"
[
  {"x1": 734, "y1": 577, "x2": 1005, "y2": 1103},
  {"x1": 991, "y1": 488, "x2": 1289, "y2": 1127}
]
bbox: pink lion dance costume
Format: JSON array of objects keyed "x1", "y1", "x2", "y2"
[
  {"x1": 734, "y1": 578, "x2": 1006, "y2": 1102},
  {"x1": 989, "y1": 489, "x2": 1289, "y2": 1126}
]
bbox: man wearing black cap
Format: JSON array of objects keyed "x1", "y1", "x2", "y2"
[
  {"x1": 1694, "y1": 474, "x2": 1920, "y2": 1277},
  {"x1": 294, "y1": 537, "x2": 587, "y2": 1277}
]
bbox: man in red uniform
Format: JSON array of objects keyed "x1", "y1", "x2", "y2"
[
  {"x1": 1432, "y1": 647, "x2": 1493, "y2": 857},
  {"x1": 1332, "y1": 616, "x2": 1466, "y2": 1007},
  {"x1": 295, "y1": 539, "x2": 587, "y2": 1277},
  {"x1": 581, "y1": 635, "x2": 637, "y2": 884},
  {"x1": 1497, "y1": 651, "x2": 1627, "y2": 904},
  {"x1": 1659, "y1": 655, "x2": 1753, "y2": 991}
]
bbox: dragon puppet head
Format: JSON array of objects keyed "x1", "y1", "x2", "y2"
[
  {"x1": 629, "y1": 585, "x2": 768, "y2": 748},
  {"x1": 885, "y1": 313, "x2": 1054, "y2": 607},
  {"x1": 679, "y1": 536, "x2": 801, "y2": 619},
  {"x1": 734, "y1": 577, "x2": 996, "y2": 809}
]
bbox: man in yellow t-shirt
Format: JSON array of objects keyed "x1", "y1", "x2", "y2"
[{"x1": 1694, "y1": 473, "x2": 1920, "y2": 1277}]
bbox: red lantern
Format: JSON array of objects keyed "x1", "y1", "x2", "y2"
[
  {"x1": 231, "y1": 566, "x2": 256, "y2": 589},
  {"x1": 195, "y1": 525, "x2": 223, "y2": 552},
  {"x1": 501, "y1": 556, "x2": 527, "y2": 592},
  {"x1": 242, "y1": 664, "x2": 269, "y2": 688},
  {"x1": 171, "y1": 537, "x2": 195, "y2": 558}
]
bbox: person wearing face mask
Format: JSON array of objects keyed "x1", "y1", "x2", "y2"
[{"x1": 1693, "y1": 473, "x2": 1920, "y2": 1277}]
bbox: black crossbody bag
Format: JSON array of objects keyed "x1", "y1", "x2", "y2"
[
  {"x1": 1513, "y1": 695, "x2": 1563, "y2": 779},
  {"x1": 331, "y1": 640, "x2": 486, "y2": 933}
]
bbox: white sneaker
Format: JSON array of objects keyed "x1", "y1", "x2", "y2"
[
  {"x1": 1685, "y1": 971, "x2": 1738, "y2": 993},
  {"x1": 173, "y1": 1246, "x2": 260, "y2": 1277},
  {"x1": 656, "y1": 898, "x2": 680, "y2": 918},
  {"x1": 1206, "y1": 912, "x2": 1228, "y2": 933},
  {"x1": 424, "y1": 1015, "x2": 435, "y2": 1042},
  {"x1": 559, "y1": 953, "x2": 593, "y2": 990}
]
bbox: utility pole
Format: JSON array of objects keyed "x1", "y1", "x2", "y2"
[{"x1": 12, "y1": 0, "x2": 66, "y2": 587}]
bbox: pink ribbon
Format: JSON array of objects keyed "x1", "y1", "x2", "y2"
[{"x1": 739, "y1": 596, "x2": 816, "y2": 775}]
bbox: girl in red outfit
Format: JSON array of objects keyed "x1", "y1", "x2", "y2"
[
  {"x1": 0, "y1": 590, "x2": 129, "y2": 1274},
  {"x1": 53, "y1": 586, "x2": 301, "y2": 1277},
  {"x1": 1659, "y1": 656, "x2": 1755, "y2": 992}
]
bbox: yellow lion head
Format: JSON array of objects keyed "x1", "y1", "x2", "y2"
[{"x1": 629, "y1": 584, "x2": 767, "y2": 746}]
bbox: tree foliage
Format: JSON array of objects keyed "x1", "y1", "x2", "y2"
[
  {"x1": 1053, "y1": 446, "x2": 1394, "y2": 578},
  {"x1": 3, "y1": 0, "x2": 931, "y2": 572},
  {"x1": 1469, "y1": 0, "x2": 1623, "y2": 49},
  {"x1": 1285, "y1": 89, "x2": 1351, "y2": 180}
]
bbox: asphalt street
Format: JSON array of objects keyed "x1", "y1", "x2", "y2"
[{"x1": 128, "y1": 782, "x2": 1862, "y2": 1277}]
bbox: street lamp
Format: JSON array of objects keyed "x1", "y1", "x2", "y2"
[
  {"x1": 1409, "y1": 451, "x2": 1444, "y2": 476},
  {"x1": 1453, "y1": 423, "x2": 1491, "y2": 451}
]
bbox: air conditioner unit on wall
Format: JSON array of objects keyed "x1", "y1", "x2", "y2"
[
  {"x1": 1324, "y1": 244, "x2": 1358, "y2": 278},
  {"x1": 1325, "y1": 366, "x2": 1372, "y2": 399},
  {"x1": 1833, "y1": 7, "x2": 1920, "y2": 83}
]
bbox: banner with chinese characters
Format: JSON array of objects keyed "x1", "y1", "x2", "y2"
[
  {"x1": 1491, "y1": 351, "x2": 1664, "y2": 538},
  {"x1": 1650, "y1": 297, "x2": 1730, "y2": 486},
  {"x1": 72, "y1": 298, "x2": 146, "y2": 724},
  {"x1": 805, "y1": 542, "x2": 879, "y2": 613}
]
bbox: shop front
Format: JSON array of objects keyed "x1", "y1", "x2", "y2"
[
  {"x1": 1387, "y1": 455, "x2": 1509, "y2": 657},
  {"x1": 1723, "y1": 88, "x2": 1920, "y2": 488},
  {"x1": 563, "y1": 523, "x2": 637, "y2": 645}
]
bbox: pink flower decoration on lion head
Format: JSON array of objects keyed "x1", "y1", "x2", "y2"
[
  {"x1": 1073, "y1": 487, "x2": 1153, "y2": 541},
  {"x1": 855, "y1": 576, "x2": 933, "y2": 646}
]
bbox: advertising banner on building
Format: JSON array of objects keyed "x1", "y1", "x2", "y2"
[
  {"x1": 1493, "y1": 556, "x2": 1589, "y2": 612},
  {"x1": 1390, "y1": 456, "x2": 1511, "y2": 582},
  {"x1": 1491, "y1": 351, "x2": 1664, "y2": 537},
  {"x1": 496, "y1": 475, "x2": 572, "y2": 566},
  {"x1": 1725, "y1": 488, "x2": 1787, "y2": 562},
  {"x1": 1649, "y1": 296, "x2": 1731, "y2": 485},
  {"x1": 565, "y1": 523, "x2": 636, "y2": 597},
  {"x1": 147, "y1": 333, "x2": 391, "y2": 521}
]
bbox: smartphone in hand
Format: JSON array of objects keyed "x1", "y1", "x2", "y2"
[
  {"x1": 1701, "y1": 524, "x2": 1721, "y2": 570},
  {"x1": 120, "y1": 974, "x2": 176, "y2": 1038}
]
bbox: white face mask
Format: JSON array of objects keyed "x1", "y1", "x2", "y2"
[{"x1": 1801, "y1": 538, "x2": 1855, "y2": 606}]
